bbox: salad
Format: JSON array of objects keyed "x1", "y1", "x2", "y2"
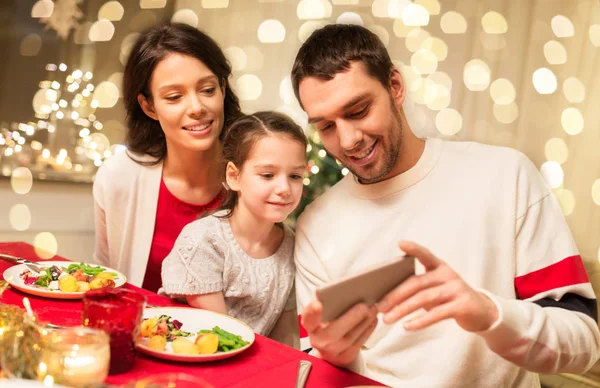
[
  {"x1": 140, "y1": 314, "x2": 249, "y2": 355},
  {"x1": 19, "y1": 262, "x2": 119, "y2": 292}
]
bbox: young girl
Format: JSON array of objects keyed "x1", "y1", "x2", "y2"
[
  {"x1": 92, "y1": 23, "x2": 242, "y2": 292},
  {"x1": 162, "y1": 111, "x2": 307, "y2": 345}
]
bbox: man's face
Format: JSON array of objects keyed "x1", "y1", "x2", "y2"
[{"x1": 298, "y1": 62, "x2": 406, "y2": 184}]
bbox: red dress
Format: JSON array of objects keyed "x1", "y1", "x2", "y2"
[{"x1": 141, "y1": 179, "x2": 223, "y2": 293}]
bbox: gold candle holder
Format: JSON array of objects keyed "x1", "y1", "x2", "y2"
[
  {"x1": 41, "y1": 326, "x2": 110, "y2": 387},
  {"x1": 0, "y1": 305, "x2": 45, "y2": 381}
]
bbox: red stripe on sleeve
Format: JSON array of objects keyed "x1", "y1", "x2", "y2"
[
  {"x1": 514, "y1": 255, "x2": 590, "y2": 300},
  {"x1": 298, "y1": 314, "x2": 308, "y2": 338}
]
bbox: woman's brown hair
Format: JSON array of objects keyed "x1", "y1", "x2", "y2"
[{"x1": 122, "y1": 22, "x2": 242, "y2": 165}]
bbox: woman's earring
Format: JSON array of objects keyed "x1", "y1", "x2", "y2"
[{"x1": 221, "y1": 181, "x2": 230, "y2": 191}]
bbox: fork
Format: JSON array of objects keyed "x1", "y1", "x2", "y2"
[{"x1": 0, "y1": 253, "x2": 43, "y2": 273}]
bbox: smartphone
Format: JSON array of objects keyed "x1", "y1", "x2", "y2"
[{"x1": 316, "y1": 255, "x2": 415, "y2": 322}]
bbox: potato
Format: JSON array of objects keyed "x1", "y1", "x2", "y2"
[
  {"x1": 171, "y1": 338, "x2": 199, "y2": 355},
  {"x1": 76, "y1": 281, "x2": 90, "y2": 292},
  {"x1": 194, "y1": 333, "x2": 219, "y2": 354},
  {"x1": 94, "y1": 272, "x2": 114, "y2": 280},
  {"x1": 140, "y1": 318, "x2": 158, "y2": 338},
  {"x1": 89, "y1": 277, "x2": 116, "y2": 290},
  {"x1": 147, "y1": 335, "x2": 167, "y2": 351},
  {"x1": 58, "y1": 274, "x2": 78, "y2": 292}
]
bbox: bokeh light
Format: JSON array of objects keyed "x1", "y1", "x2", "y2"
[
  {"x1": 11, "y1": 167, "x2": 33, "y2": 195},
  {"x1": 372, "y1": 0, "x2": 392, "y2": 18},
  {"x1": 139, "y1": 0, "x2": 166, "y2": 9},
  {"x1": 171, "y1": 9, "x2": 199, "y2": 27},
  {"x1": 441, "y1": 11, "x2": 467, "y2": 34},
  {"x1": 592, "y1": 179, "x2": 600, "y2": 206},
  {"x1": 336, "y1": 12, "x2": 363, "y2": 25},
  {"x1": 411, "y1": 49, "x2": 438, "y2": 74},
  {"x1": 563, "y1": 77, "x2": 585, "y2": 103},
  {"x1": 551, "y1": 15, "x2": 575, "y2": 38},
  {"x1": 405, "y1": 28, "x2": 431, "y2": 52},
  {"x1": 402, "y1": 4, "x2": 430, "y2": 27},
  {"x1": 258, "y1": 19, "x2": 286, "y2": 43},
  {"x1": 98, "y1": 1, "x2": 124, "y2": 21},
  {"x1": 435, "y1": 108, "x2": 462, "y2": 135},
  {"x1": 463, "y1": 59, "x2": 491, "y2": 91},
  {"x1": 415, "y1": 0, "x2": 440, "y2": 15},
  {"x1": 422, "y1": 37, "x2": 448, "y2": 61},
  {"x1": 555, "y1": 188, "x2": 575, "y2": 216},
  {"x1": 561, "y1": 107, "x2": 584, "y2": 135},
  {"x1": 236, "y1": 74, "x2": 263, "y2": 100},
  {"x1": 532, "y1": 68, "x2": 557, "y2": 95},
  {"x1": 490, "y1": 78, "x2": 516, "y2": 105},
  {"x1": 93, "y1": 82, "x2": 120, "y2": 108},
  {"x1": 299, "y1": 21, "x2": 328, "y2": 43},
  {"x1": 202, "y1": 0, "x2": 229, "y2": 8},
  {"x1": 493, "y1": 102, "x2": 519, "y2": 124},
  {"x1": 31, "y1": 0, "x2": 53, "y2": 18},
  {"x1": 590, "y1": 24, "x2": 600, "y2": 47},
  {"x1": 540, "y1": 161, "x2": 564, "y2": 189},
  {"x1": 298, "y1": 0, "x2": 332, "y2": 19},
  {"x1": 393, "y1": 18, "x2": 416, "y2": 38},
  {"x1": 89, "y1": 20, "x2": 115, "y2": 42},
  {"x1": 544, "y1": 138, "x2": 569, "y2": 164},
  {"x1": 20, "y1": 34, "x2": 42, "y2": 57},
  {"x1": 279, "y1": 76, "x2": 295, "y2": 104},
  {"x1": 543, "y1": 40, "x2": 567, "y2": 65},
  {"x1": 224, "y1": 46, "x2": 247, "y2": 71},
  {"x1": 9, "y1": 204, "x2": 31, "y2": 231},
  {"x1": 481, "y1": 11, "x2": 508, "y2": 34},
  {"x1": 34, "y1": 232, "x2": 58, "y2": 260}
]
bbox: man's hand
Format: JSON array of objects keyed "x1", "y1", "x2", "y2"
[
  {"x1": 302, "y1": 299, "x2": 378, "y2": 367},
  {"x1": 377, "y1": 241, "x2": 499, "y2": 332}
]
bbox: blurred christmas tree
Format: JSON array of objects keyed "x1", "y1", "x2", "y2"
[{"x1": 289, "y1": 129, "x2": 348, "y2": 224}]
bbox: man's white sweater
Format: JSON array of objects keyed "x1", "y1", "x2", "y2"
[{"x1": 295, "y1": 138, "x2": 600, "y2": 387}]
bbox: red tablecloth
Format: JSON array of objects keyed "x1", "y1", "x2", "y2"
[{"x1": 0, "y1": 242, "x2": 385, "y2": 388}]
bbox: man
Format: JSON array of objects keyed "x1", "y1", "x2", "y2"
[{"x1": 292, "y1": 24, "x2": 600, "y2": 387}]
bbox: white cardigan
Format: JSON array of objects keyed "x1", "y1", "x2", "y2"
[{"x1": 92, "y1": 150, "x2": 163, "y2": 287}]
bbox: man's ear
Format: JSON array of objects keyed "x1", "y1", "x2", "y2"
[
  {"x1": 225, "y1": 161, "x2": 241, "y2": 192},
  {"x1": 138, "y1": 93, "x2": 158, "y2": 121},
  {"x1": 389, "y1": 67, "x2": 406, "y2": 108}
]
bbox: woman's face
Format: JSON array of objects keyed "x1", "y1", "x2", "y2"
[{"x1": 139, "y1": 53, "x2": 226, "y2": 154}]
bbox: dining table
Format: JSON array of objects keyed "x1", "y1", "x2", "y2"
[{"x1": 0, "y1": 241, "x2": 385, "y2": 388}]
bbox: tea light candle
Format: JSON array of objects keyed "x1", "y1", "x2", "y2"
[{"x1": 42, "y1": 326, "x2": 110, "y2": 387}]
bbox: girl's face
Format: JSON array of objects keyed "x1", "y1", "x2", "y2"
[
  {"x1": 139, "y1": 53, "x2": 225, "y2": 154},
  {"x1": 228, "y1": 134, "x2": 307, "y2": 223}
]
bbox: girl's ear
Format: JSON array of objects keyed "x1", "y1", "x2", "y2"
[
  {"x1": 225, "y1": 161, "x2": 241, "y2": 192},
  {"x1": 138, "y1": 93, "x2": 158, "y2": 120},
  {"x1": 221, "y1": 79, "x2": 227, "y2": 99}
]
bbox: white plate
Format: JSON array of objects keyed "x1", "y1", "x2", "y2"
[
  {"x1": 2, "y1": 261, "x2": 127, "y2": 300},
  {"x1": 0, "y1": 379, "x2": 68, "y2": 388},
  {"x1": 137, "y1": 307, "x2": 255, "y2": 362}
]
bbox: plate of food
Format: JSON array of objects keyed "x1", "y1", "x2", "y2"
[
  {"x1": 137, "y1": 307, "x2": 255, "y2": 362},
  {"x1": 2, "y1": 261, "x2": 127, "y2": 299}
]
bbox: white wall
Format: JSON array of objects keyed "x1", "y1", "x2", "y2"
[{"x1": 0, "y1": 178, "x2": 95, "y2": 261}]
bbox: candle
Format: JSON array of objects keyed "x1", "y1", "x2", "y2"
[{"x1": 41, "y1": 326, "x2": 110, "y2": 387}]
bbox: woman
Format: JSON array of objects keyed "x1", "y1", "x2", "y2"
[{"x1": 93, "y1": 23, "x2": 242, "y2": 292}]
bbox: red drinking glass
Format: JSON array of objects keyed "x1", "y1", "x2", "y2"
[{"x1": 82, "y1": 287, "x2": 146, "y2": 375}]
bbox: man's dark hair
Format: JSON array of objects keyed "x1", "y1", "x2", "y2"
[{"x1": 291, "y1": 24, "x2": 394, "y2": 106}]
